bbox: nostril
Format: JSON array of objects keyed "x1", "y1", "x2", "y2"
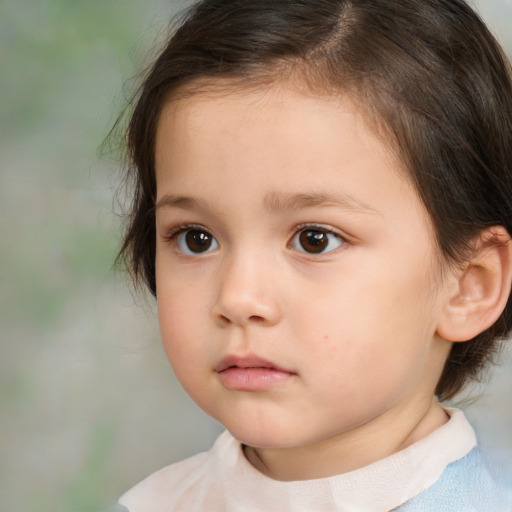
[
  {"x1": 219, "y1": 314, "x2": 232, "y2": 324},
  {"x1": 216, "y1": 313, "x2": 266, "y2": 325},
  {"x1": 219, "y1": 314, "x2": 265, "y2": 323}
]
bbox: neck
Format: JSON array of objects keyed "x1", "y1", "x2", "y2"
[{"x1": 244, "y1": 396, "x2": 449, "y2": 481}]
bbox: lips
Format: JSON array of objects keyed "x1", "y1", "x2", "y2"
[
  {"x1": 215, "y1": 355, "x2": 290, "y2": 373},
  {"x1": 215, "y1": 354, "x2": 295, "y2": 391}
]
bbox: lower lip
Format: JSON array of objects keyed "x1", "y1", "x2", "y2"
[{"x1": 218, "y1": 367, "x2": 293, "y2": 391}]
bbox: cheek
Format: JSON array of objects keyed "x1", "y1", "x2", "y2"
[
  {"x1": 295, "y1": 259, "x2": 437, "y2": 376},
  {"x1": 156, "y1": 283, "x2": 206, "y2": 371},
  {"x1": 157, "y1": 292, "x2": 213, "y2": 408}
]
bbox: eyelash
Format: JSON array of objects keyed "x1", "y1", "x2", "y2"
[{"x1": 163, "y1": 223, "x2": 347, "y2": 255}]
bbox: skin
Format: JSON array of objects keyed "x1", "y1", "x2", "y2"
[{"x1": 153, "y1": 84, "x2": 456, "y2": 481}]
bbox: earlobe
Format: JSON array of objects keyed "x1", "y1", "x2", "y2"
[{"x1": 436, "y1": 226, "x2": 512, "y2": 342}]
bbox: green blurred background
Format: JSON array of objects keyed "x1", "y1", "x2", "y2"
[{"x1": 0, "y1": 1, "x2": 511, "y2": 511}]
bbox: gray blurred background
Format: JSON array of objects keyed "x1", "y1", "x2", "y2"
[{"x1": 1, "y1": 1, "x2": 511, "y2": 511}]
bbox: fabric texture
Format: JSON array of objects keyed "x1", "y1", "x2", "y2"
[{"x1": 119, "y1": 408, "x2": 511, "y2": 511}]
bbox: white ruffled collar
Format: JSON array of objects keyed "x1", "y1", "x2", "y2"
[{"x1": 226, "y1": 407, "x2": 476, "y2": 511}]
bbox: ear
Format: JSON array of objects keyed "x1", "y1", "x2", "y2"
[{"x1": 436, "y1": 226, "x2": 512, "y2": 342}]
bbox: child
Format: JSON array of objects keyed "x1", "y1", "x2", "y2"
[{"x1": 117, "y1": 0, "x2": 512, "y2": 510}]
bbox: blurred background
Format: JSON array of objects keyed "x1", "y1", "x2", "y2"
[{"x1": 1, "y1": 1, "x2": 511, "y2": 511}]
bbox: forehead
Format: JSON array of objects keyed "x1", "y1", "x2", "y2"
[
  {"x1": 155, "y1": 84, "x2": 408, "y2": 201},
  {"x1": 160, "y1": 85, "x2": 394, "y2": 164}
]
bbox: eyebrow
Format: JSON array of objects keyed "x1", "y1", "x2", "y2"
[
  {"x1": 262, "y1": 191, "x2": 380, "y2": 216},
  {"x1": 155, "y1": 195, "x2": 209, "y2": 212},
  {"x1": 155, "y1": 191, "x2": 380, "y2": 217}
]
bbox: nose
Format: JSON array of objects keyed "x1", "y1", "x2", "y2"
[{"x1": 211, "y1": 252, "x2": 282, "y2": 327}]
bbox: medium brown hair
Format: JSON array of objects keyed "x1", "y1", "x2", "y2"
[{"x1": 118, "y1": 0, "x2": 512, "y2": 400}]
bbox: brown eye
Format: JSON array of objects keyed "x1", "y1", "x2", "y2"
[
  {"x1": 177, "y1": 229, "x2": 218, "y2": 254},
  {"x1": 292, "y1": 228, "x2": 344, "y2": 254},
  {"x1": 299, "y1": 229, "x2": 328, "y2": 253}
]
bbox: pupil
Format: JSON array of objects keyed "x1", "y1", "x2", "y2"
[
  {"x1": 186, "y1": 230, "x2": 212, "y2": 252},
  {"x1": 299, "y1": 230, "x2": 328, "y2": 253}
]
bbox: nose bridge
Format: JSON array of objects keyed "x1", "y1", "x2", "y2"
[{"x1": 213, "y1": 243, "x2": 281, "y2": 326}]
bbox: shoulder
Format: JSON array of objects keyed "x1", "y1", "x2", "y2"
[
  {"x1": 119, "y1": 431, "x2": 236, "y2": 512},
  {"x1": 398, "y1": 447, "x2": 512, "y2": 511},
  {"x1": 118, "y1": 451, "x2": 209, "y2": 512}
]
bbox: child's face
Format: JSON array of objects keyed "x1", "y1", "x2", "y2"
[{"x1": 154, "y1": 85, "x2": 453, "y2": 454}]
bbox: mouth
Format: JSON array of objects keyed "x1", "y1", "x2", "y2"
[{"x1": 215, "y1": 354, "x2": 295, "y2": 391}]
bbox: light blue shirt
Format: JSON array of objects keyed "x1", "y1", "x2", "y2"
[{"x1": 398, "y1": 447, "x2": 511, "y2": 511}]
